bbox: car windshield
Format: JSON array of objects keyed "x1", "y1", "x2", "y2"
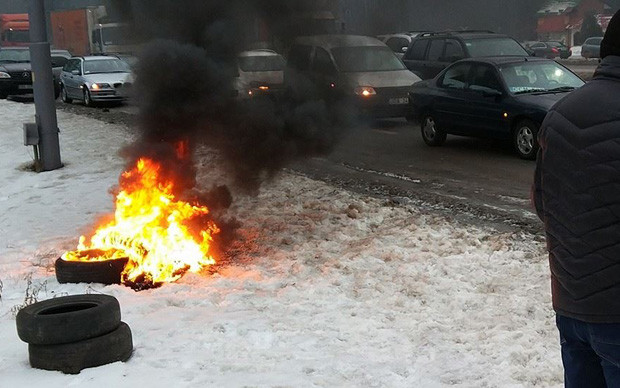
[
  {"x1": 464, "y1": 38, "x2": 529, "y2": 57},
  {"x1": 83, "y1": 59, "x2": 131, "y2": 74},
  {"x1": 238, "y1": 55, "x2": 285, "y2": 72},
  {"x1": 331, "y1": 46, "x2": 406, "y2": 72},
  {"x1": 0, "y1": 49, "x2": 30, "y2": 63},
  {"x1": 500, "y1": 62, "x2": 584, "y2": 94}
]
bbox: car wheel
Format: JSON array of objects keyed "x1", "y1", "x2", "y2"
[
  {"x1": 83, "y1": 88, "x2": 93, "y2": 107},
  {"x1": 421, "y1": 114, "x2": 447, "y2": 146},
  {"x1": 513, "y1": 119, "x2": 539, "y2": 160},
  {"x1": 61, "y1": 86, "x2": 73, "y2": 103},
  {"x1": 16, "y1": 294, "x2": 121, "y2": 345}
]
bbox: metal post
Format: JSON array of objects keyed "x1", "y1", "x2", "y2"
[{"x1": 29, "y1": 0, "x2": 62, "y2": 171}]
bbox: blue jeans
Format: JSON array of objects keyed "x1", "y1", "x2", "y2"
[{"x1": 557, "y1": 314, "x2": 620, "y2": 387}]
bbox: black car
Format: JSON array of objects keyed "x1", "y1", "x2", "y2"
[
  {"x1": 402, "y1": 31, "x2": 530, "y2": 80},
  {"x1": 408, "y1": 57, "x2": 585, "y2": 159},
  {"x1": 0, "y1": 47, "x2": 70, "y2": 99},
  {"x1": 526, "y1": 41, "x2": 572, "y2": 59}
]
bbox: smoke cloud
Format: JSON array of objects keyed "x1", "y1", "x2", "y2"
[{"x1": 121, "y1": 0, "x2": 347, "y2": 195}]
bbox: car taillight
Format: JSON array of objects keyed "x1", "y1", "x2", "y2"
[{"x1": 552, "y1": 47, "x2": 559, "y2": 53}]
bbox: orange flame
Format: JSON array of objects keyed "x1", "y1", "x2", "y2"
[{"x1": 62, "y1": 157, "x2": 219, "y2": 288}]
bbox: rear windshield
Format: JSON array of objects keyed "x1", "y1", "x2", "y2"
[
  {"x1": 547, "y1": 41, "x2": 565, "y2": 48},
  {"x1": 238, "y1": 55, "x2": 285, "y2": 72},
  {"x1": 4, "y1": 30, "x2": 30, "y2": 43},
  {"x1": 464, "y1": 38, "x2": 529, "y2": 57},
  {"x1": 331, "y1": 46, "x2": 405, "y2": 72},
  {"x1": 83, "y1": 59, "x2": 131, "y2": 74}
]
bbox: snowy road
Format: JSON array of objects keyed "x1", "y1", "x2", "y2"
[{"x1": 0, "y1": 100, "x2": 562, "y2": 387}]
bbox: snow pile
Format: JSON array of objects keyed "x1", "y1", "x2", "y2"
[{"x1": 0, "y1": 100, "x2": 562, "y2": 387}]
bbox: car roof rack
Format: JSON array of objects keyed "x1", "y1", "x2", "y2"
[{"x1": 417, "y1": 30, "x2": 496, "y2": 37}]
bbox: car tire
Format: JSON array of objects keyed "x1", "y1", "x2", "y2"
[
  {"x1": 421, "y1": 114, "x2": 447, "y2": 146},
  {"x1": 28, "y1": 321, "x2": 133, "y2": 374},
  {"x1": 16, "y1": 294, "x2": 121, "y2": 345},
  {"x1": 60, "y1": 86, "x2": 72, "y2": 103},
  {"x1": 55, "y1": 257, "x2": 129, "y2": 285},
  {"x1": 513, "y1": 119, "x2": 539, "y2": 160},
  {"x1": 83, "y1": 88, "x2": 93, "y2": 107}
]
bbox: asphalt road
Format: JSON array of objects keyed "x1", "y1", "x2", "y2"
[{"x1": 50, "y1": 59, "x2": 599, "y2": 231}]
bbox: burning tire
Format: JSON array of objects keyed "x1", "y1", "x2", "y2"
[
  {"x1": 55, "y1": 256, "x2": 128, "y2": 285},
  {"x1": 16, "y1": 294, "x2": 121, "y2": 345},
  {"x1": 28, "y1": 321, "x2": 133, "y2": 374}
]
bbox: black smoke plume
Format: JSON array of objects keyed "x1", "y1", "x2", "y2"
[{"x1": 122, "y1": 0, "x2": 347, "y2": 194}]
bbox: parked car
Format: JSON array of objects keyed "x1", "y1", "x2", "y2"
[
  {"x1": 377, "y1": 31, "x2": 429, "y2": 58},
  {"x1": 581, "y1": 36, "x2": 603, "y2": 59},
  {"x1": 235, "y1": 49, "x2": 285, "y2": 99},
  {"x1": 60, "y1": 56, "x2": 133, "y2": 106},
  {"x1": 0, "y1": 47, "x2": 69, "y2": 99},
  {"x1": 408, "y1": 57, "x2": 585, "y2": 159},
  {"x1": 285, "y1": 35, "x2": 421, "y2": 119},
  {"x1": 525, "y1": 41, "x2": 571, "y2": 59},
  {"x1": 402, "y1": 31, "x2": 530, "y2": 80}
]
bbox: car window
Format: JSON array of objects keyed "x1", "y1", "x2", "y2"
[
  {"x1": 470, "y1": 64, "x2": 503, "y2": 93},
  {"x1": 385, "y1": 37, "x2": 409, "y2": 53},
  {"x1": 331, "y1": 46, "x2": 405, "y2": 72},
  {"x1": 287, "y1": 45, "x2": 313, "y2": 71},
  {"x1": 83, "y1": 59, "x2": 130, "y2": 74},
  {"x1": 51, "y1": 56, "x2": 69, "y2": 68},
  {"x1": 405, "y1": 39, "x2": 429, "y2": 60},
  {"x1": 312, "y1": 47, "x2": 337, "y2": 75},
  {"x1": 440, "y1": 63, "x2": 471, "y2": 89},
  {"x1": 499, "y1": 62, "x2": 584, "y2": 93},
  {"x1": 443, "y1": 39, "x2": 465, "y2": 61},
  {"x1": 63, "y1": 59, "x2": 79, "y2": 73},
  {"x1": 464, "y1": 37, "x2": 529, "y2": 57},
  {"x1": 585, "y1": 37, "x2": 603, "y2": 45},
  {"x1": 531, "y1": 42, "x2": 546, "y2": 48},
  {"x1": 238, "y1": 55, "x2": 285, "y2": 72},
  {"x1": 427, "y1": 39, "x2": 445, "y2": 61}
]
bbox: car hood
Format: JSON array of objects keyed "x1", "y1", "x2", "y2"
[
  {"x1": 514, "y1": 92, "x2": 568, "y2": 110},
  {"x1": 0, "y1": 62, "x2": 31, "y2": 72},
  {"x1": 341, "y1": 70, "x2": 421, "y2": 88},
  {"x1": 83, "y1": 72, "x2": 133, "y2": 84}
]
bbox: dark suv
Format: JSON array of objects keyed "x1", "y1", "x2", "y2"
[{"x1": 402, "y1": 31, "x2": 530, "y2": 80}]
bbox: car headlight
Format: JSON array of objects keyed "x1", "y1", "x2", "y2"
[
  {"x1": 90, "y1": 83, "x2": 111, "y2": 90},
  {"x1": 354, "y1": 86, "x2": 376, "y2": 97},
  {"x1": 0, "y1": 72, "x2": 11, "y2": 79}
]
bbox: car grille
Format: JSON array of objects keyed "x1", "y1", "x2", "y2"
[
  {"x1": 374, "y1": 86, "x2": 411, "y2": 99},
  {"x1": 8, "y1": 71, "x2": 32, "y2": 81},
  {"x1": 113, "y1": 82, "x2": 132, "y2": 89}
]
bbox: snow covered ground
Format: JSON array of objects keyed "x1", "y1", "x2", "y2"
[{"x1": 0, "y1": 100, "x2": 562, "y2": 387}]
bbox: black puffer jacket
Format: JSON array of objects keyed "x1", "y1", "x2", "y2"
[{"x1": 533, "y1": 55, "x2": 620, "y2": 323}]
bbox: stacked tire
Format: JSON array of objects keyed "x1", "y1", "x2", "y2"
[{"x1": 16, "y1": 294, "x2": 133, "y2": 374}]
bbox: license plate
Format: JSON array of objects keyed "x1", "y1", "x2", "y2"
[
  {"x1": 389, "y1": 97, "x2": 408, "y2": 105},
  {"x1": 18, "y1": 84, "x2": 32, "y2": 90}
]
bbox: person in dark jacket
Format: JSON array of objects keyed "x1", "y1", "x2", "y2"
[{"x1": 533, "y1": 9, "x2": 620, "y2": 388}]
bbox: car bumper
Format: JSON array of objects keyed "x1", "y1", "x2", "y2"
[
  {"x1": 0, "y1": 79, "x2": 33, "y2": 96},
  {"x1": 354, "y1": 86, "x2": 412, "y2": 118},
  {"x1": 89, "y1": 89, "x2": 128, "y2": 101}
]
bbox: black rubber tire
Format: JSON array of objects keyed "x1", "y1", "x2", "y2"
[
  {"x1": 16, "y1": 294, "x2": 121, "y2": 345},
  {"x1": 421, "y1": 114, "x2": 447, "y2": 146},
  {"x1": 29, "y1": 321, "x2": 133, "y2": 374},
  {"x1": 61, "y1": 85, "x2": 72, "y2": 103},
  {"x1": 55, "y1": 257, "x2": 128, "y2": 285},
  {"x1": 513, "y1": 119, "x2": 540, "y2": 160},
  {"x1": 83, "y1": 88, "x2": 93, "y2": 107}
]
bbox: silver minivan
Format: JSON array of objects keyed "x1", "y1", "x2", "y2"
[{"x1": 285, "y1": 35, "x2": 421, "y2": 118}]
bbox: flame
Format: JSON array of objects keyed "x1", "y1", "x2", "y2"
[{"x1": 62, "y1": 157, "x2": 219, "y2": 288}]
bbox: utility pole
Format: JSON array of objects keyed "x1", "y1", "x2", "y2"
[{"x1": 28, "y1": 0, "x2": 62, "y2": 171}]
